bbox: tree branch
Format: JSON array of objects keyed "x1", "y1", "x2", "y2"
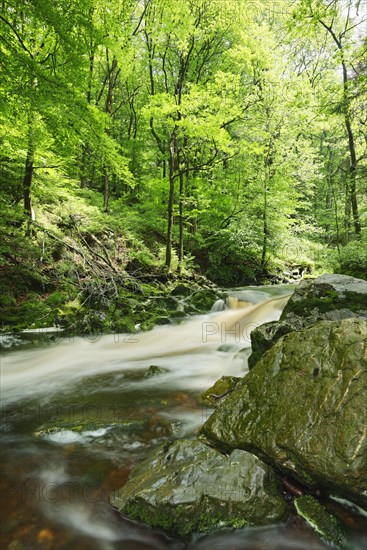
[{"x1": 0, "y1": 15, "x2": 34, "y2": 58}]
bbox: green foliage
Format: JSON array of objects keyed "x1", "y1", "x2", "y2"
[
  {"x1": 336, "y1": 235, "x2": 367, "y2": 281},
  {"x1": 1, "y1": 0, "x2": 366, "y2": 331},
  {"x1": 204, "y1": 229, "x2": 264, "y2": 286}
]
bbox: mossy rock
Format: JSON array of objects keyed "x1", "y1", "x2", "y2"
[
  {"x1": 170, "y1": 283, "x2": 192, "y2": 297},
  {"x1": 155, "y1": 316, "x2": 172, "y2": 325},
  {"x1": 280, "y1": 274, "x2": 367, "y2": 322},
  {"x1": 202, "y1": 318, "x2": 367, "y2": 507},
  {"x1": 248, "y1": 320, "x2": 295, "y2": 370},
  {"x1": 200, "y1": 376, "x2": 241, "y2": 406},
  {"x1": 140, "y1": 314, "x2": 171, "y2": 331},
  {"x1": 188, "y1": 290, "x2": 218, "y2": 312},
  {"x1": 248, "y1": 274, "x2": 367, "y2": 369},
  {"x1": 171, "y1": 310, "x2": 187, "y2": 319},
  {"x1": 144, "y1": 365, "x2": 170, "y2": 377},
  {"x1": 146, "y1": 296, "x2": 179, "y2": 311},
  {"x1": 111, "y1": 439, "x2": 286, "y2": 540},
  {"x1": 294, "y1": 496, "x2": 347, "y2": 549}
]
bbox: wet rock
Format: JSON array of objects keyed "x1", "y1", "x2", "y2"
[
  {"x1": 111, "y1": 439, "x2": 286, "y2": 540},
  {"x1": 170, "y1": 284, "x2": 192, "y2": 297},
  {"x1": 155, "y1": 316, "x2": 172, "y2": 325},
  {"x1": 146, "y1": 296, "x2": 179, "y2": 311},
  {"x1": 144, "y1": 365, "x2": 170, "y2": 377},
  {"x1": 202, "y1": 318, "x2": 367, "y2": 507},
  {"x1": 200, "y1": 376, "x2": 241, "y2": 406},
  {"x1": 188, "y1": 290, "x2": 218, "y2": 313},
  {"x1": 248, "y1": 274, "x2": 367, "y2": 369},
  {"x1": 281, "y1": 273, "x2": 367, "y2": 323},
  {"x1": 248, "y1": 320, "x2": 294, "y2": 370},
  {"x1": 294, "y1": 496, "x2": 347, "y2": 549}
]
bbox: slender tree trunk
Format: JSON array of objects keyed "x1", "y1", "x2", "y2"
[
  {"x1": 80, "y1": 146, "x2": 89, "y2": 189},
  {"x1": 103, "y1": 56, "x2": 118, "y2": 212},
  {"x1": 23, "y1": 115, "x2": 34, "y2": 218},
  {"x1": 325, "y1": 145, "x2": 332, "y2": 234},
  {"x1": 262, "y1": 133, "x2": 274, "y2": 269},
  {"x1": 332, "y1": 180, "x2": 341, "y2": 256},
  {"x1": 261, "y1": 176, "x2": 268, "y2": 269},
  {"x1": 325, "y1": 185, "x2": 331, "y2": 233},
  {"x1": 344, "y1": 113, "x2": 361, "y2": 236},
  {"x1": 103, "y1": 168, "x2": 109, "y2": 212},
  {"x1": 178, "y1": 165, "x2": 184, "y2": 266},
  {"x1": 80, "y1": 35, "x2": 94, "y2": 189},
  {"x1": 165, "y1": 134, "x2": 176, "y2": 269},
  {"x1": 343, "y1": 179, "x2": 351, "y2": 245}
]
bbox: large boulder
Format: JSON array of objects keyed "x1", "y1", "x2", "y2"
[
  {"x1": 202, "y1": 318, "x2": 367, "y2": 507},
  {"x1": 111, "y1": 439, "x2": 286, "y2": 540},
  {"x1": 280, "y1": 273, "x2": 367, "y2": 323},
  {"x1": 248, "y1": 274, "x2": 367, "y2": 369}
]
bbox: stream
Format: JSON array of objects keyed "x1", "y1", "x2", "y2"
[{"x1": 1, "y1": 285, "x2": 366, "y2": 550}]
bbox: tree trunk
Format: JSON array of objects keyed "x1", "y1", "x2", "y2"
[
  {"x1": 319, "y1": 19, "x2": 361, "y2": 239},
  {"x1": 261, "y1": 177, "x2": 268, "y2": 269},
  {"x1": 165, "y1": 134, "x2": 176, "y2": 269},
  {"x1": 102, "y1": 55, "x2": 118, "y2": 212},
  {"x1": 344, "y1": 113, "x2": 361, "y2": 236},
  {"x1": 103, "y1": 168, "x2": 109, "y2": 212},
  {"x1": 23, "y1": 116, "x2": 34, "y2": 218},
  {"x1": 178, "y1": 164, "x2": 184, "y2": 266},
  {"x1": 343, "y1": 178, "x2": 351, "y2": 245}
]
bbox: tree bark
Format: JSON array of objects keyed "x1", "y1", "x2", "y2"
[
  {"x1": 103, "y1": 168, "x2": 109, "y2": 212},
  {"x1": 178, "y1": 162, "x2": 184, "y2": 266},
  {"x1": 103, "y1": 55, "x2": 118, "y2": 212},
  {"x1": 261, "y1": 177, "x2": 268, "y2": 269},
  {"x1": 23, "y1": 116, "x2": 34, "y2": 218},
  {"x1": 165, "y1": 133, "x2": 176, "y2": 269}
]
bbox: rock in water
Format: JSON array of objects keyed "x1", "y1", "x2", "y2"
[
  {"x1": 144, "y1": 365, "x2": 170, "y2": 377},
  {"x1": 202, "y1": 318, "x2": 367, "y2": 507},
  {"x1": 280, "y1": 273, "x2": 367, "y2": 323},
  {"x1": 111, "y1": 439, "x2": 286, "y2": 540},
  {"x1": 294, "y1": 495, "x2": 347, "y2": 549},
  {"x1": 248, "y1": 273, "x2": 367, "y2": 369}
]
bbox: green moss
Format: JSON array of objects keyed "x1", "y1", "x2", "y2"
[
  {"x1": 200, "y1": 376, "x2": 241, "y2": 406},
  {"x1": 144, "y1": 365, "x2": 170, "y2": 377},
  {"x1": 282, "y1": 287, "x2": 367, "y2": 318},
  {"x1": 294, "y1": 496, "x2": 347, "y2": 549},
  {"x1": 124, "y1": 498, "x2": 250, "y2": 541}
]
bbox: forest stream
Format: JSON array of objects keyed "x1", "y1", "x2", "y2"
[{"x1": 1, "y1": 285, "x2": 366, "y2": 550}]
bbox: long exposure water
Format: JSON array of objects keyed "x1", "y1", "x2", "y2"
[{"x1": 1, "y1": 286, "x2": 366, "y2": 549}]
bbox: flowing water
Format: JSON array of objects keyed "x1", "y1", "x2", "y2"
[{"x1": 1, "y1": 286, "x2": 366, "y2": 550}]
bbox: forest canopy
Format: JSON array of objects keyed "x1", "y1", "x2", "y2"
[{"x1": 1, "y1": 0, "x2": 366, "y2": 330}]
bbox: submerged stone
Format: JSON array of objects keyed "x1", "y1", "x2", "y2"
[
  {"x1": 144, "y1": 365, "x2": 170, "y2": 377},
  {"x1": 111, "y1": 439, "x2": 286, "y2": 540},
  {"x1": 202, "y1": 318, "x2": 367, "y2": 507},
  {"x1": 294, "y1": 496, "x2": 347, "y2": 549}
]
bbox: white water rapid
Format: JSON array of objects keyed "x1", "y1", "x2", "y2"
[{"x1": 2, "y1": 292, "x2": 290, "y2": 404}]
